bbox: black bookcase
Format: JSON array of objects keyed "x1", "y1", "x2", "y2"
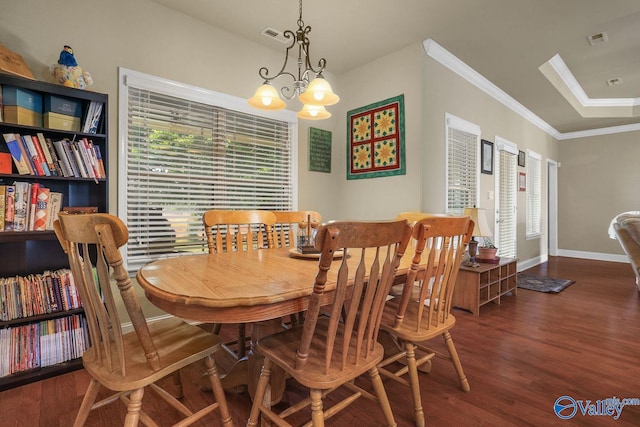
[{"x1": 0, "y1": 73, "x2": 108, "y2": 391}]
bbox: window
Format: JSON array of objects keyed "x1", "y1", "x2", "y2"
[
  {"x1": 119, "y1": 69, "x2": 297, "y2": 272},
  {"x1": 445, "y1": 114, "x2": 480, "y2": 215},
  {"x1": 526, "y1": 150, "x2": 542, "y2": 237},
  {"x1": 495, "y1": 137, "x2": 518, "y2": 258}
]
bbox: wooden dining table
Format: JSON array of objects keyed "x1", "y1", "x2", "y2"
[{"x1": 136, "y1": 246, "x2": 415, "y2": 403}]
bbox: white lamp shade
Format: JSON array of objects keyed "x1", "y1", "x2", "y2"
[
  {"x1": 298, "y1": 77, "x2": 340, "y2": 106},
  {"x1": 297, "y1": 103, "x2": 331, "y2": 120},
  {"x1": 463, "y1": 207, "x2": 492, "y2": 237},
  {"x1": 248, "y1": 84, "x2": 286, "y2": 110}
]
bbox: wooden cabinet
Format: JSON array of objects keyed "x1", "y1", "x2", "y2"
[
  {"x1": 0, "y1": 74, "x2": 108, "y2": 391},
  {"x1": 452, "y1": 258, "x2": 517, "y2": 315}
]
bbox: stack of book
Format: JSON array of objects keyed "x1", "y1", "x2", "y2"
[
  {"x1": 0, "y1": 313, "x2": 89, "y2": 375},
  {"x1": 0, "y1": 182, "x2": 63, "y2": 232},
  {"x1": 0, "y1": 269, "x2": 82, "y2": 321},
  {"x1": 2, "y1": 133, "x2": 106, "y2": 180}
]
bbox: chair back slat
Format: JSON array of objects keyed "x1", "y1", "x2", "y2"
[
  {"x1": 55, "y1": 212, "x2": 161, "y2": 377},
  {"x1": 203, "y1": 210, "x2": 276, "y2": 253},
  {"x1": 394, "y1": 216, "x2": 473, "y2": 333},
  {"x1": 296, "y1": 220, "x2": 412, "y2": 375},
  {"x1": 272, "y1": 210, "x2": 322, "y2": 248}
]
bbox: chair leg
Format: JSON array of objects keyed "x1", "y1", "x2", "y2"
[
  {"x1": 170, "y1": 370, "x2": 184, "y2": 399},
  {"x1": 405, "y1": 342, "x2": 425, "y2": 427},
  {"x1": 310, "y1": 388, "x2": 325, "y2": 427},
  {"x1": 443, "y1": 331, "x2": 470, "y2": 392},
  {"x1": 368, "y1": 366, "x2": 397, "y2": 427},
  {"x1": 203, "y1": 355, "x2": 233, "y2": 426},
  {"x1": 73, "y1": 378, "x2": 101, "y2": 427},
  {"x1": 123, "y1": 387, "x2": 145, "y2": 427},
  {"x1": 247, "y1": 358, "x2": 273, "y2": 427}
]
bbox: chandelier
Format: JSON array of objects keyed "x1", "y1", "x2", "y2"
[{"x1": 248, "y1": 0, "x2": 339, "y2": 120}]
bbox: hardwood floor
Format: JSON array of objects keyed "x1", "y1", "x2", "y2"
[{"x1": 1, "y1": 256, "x2": 639, "y2": 426}]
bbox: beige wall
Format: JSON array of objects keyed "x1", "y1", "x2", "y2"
[{"x1": 558, "y1": 130, "x2": 640, "y2": 255}]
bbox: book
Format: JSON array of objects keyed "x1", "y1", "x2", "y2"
[
  {"x1": 92, "y1": 144, "x2": 106, "y2": 178},
  {"x1": 12, "y1": 181, "x2": 29, "y2": 231},
  {"x1": 83, "y1": 101, "x2": 103, "y2": 134},
  {"x1": 36, "y1": 133, "x2": 57, "y2": 176},
  {"x1": 45, "y1": 192, "x2": 63, "y2": 230},
  {"x1": 30, "y1": 135, "x2": 51, "y2": 176},
  {"x1": 44, "y1": 138, "x2": 63, "y2": 177},
  {"x1": 2, "y1": 133, "x2": 31, "y2": 175},
  {"x1": 4, "y1": 185, "x2": 15, "y2": 231},
  {"x1": 70, "y1": 142, "x2": 88, "y2": 177},
  {"x1": 34, "y1": 186, "x2": 50, "y2": 231},
  {"x1": 0, "y1": 152, "x2": 11, "y2": 174},
  {"x1": 27, "y1": 182, "x2": 39, "y2": 231},
  {"x1": 0, "y1": 185, "x2": 5, "y2": 231},
  {"x1": 53, "y1": 139, "x2": 78, "y2": 177},
  {"x1": 21, "y1": 135, "x2": 45, "y2": 176}
]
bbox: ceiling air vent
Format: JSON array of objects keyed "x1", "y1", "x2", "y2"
[
  {"x1": 261, "y1": 27, "x2": 289, "y2": 44},
  {"x1": 607, "y1": 77, "x2": 623, "y2": 86},
  {"x1": 587, "y1": 32, "x2": 608, "y2": 46}
]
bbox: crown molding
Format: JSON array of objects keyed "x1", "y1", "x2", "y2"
[{"x1": 422, "y1": 39, "x2": 640, "y2": 141}]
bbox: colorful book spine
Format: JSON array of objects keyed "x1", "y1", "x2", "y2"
[
  {"x1": 0, "y1": 185, "x2": 5, "y2": 231},
  {"x1": 27, "y1": 183, "x2": 39, "y2": 231},
  {"x1": 4, "y1": 185, "x2": 15, "y2": 231},
  {"x1": 22, "y1": 135, "x2": 45, "y2": 176},
  {"x1": 34, "y1": 186, "x2": 50, "y2": 231},
  {"x1": 45, "y1": 192, "x2": 63, "y2": 231},
  {"x1": 36, "y1": 133, "x2": 57, "y2": 176},
  {"x1": 12, "y1": 181, "x2": 29, "y2": 231},
  {"x1": 2, "y1": 133, "x2": 31, "y2": 175}
]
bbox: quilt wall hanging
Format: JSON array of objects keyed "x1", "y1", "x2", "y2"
[{"x1": 346, "y1": 94, "x2": 405, "y2": 180}]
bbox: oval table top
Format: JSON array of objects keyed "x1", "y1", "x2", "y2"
[{"x1": 137, "y1": 247, "x2": 413, "y2": 324}]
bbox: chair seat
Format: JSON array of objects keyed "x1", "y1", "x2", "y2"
[
  {"x1": 381, "y1": 299, "x2": 457, "y2": 342},
  {"x1": 256, "y1": 317, "x2": 385, "y2": 390},
  {"x1": 83, "y1": 318, "x2": 221, "y2": 392}
]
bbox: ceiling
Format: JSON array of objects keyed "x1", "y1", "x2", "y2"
[{"x1": 150, "y1": 0, "x2": 640, "y2": 135}]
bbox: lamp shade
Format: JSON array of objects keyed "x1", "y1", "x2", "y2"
[
  {"x1": 248, "y1": 83, "x2": 286, "y2": 110},
  {"x1": 297, "y1": 103, "x2": 331, "y2": 120},
  {"x1": 298, "y1": 77, "x2": 340, "y2": 106},
  {"x1": 463, "y1": 207, "x2": 492, "y2": 237}
]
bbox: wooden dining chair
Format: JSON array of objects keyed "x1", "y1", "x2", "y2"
[
  {"x1": 202, "y1": 209, "x2": 277, "y2": 359},
  {"x1": 396, "y1": 211, "x2": 450, "y2": 224},
  {"x1": 247, "y1": 219, "x2": 413, "y2": 427},
  {"x1": 272, "y1": 210, "x2": 322, "y2": 249},
  {"x1": 54, "y1": 212, "x2": 232, "y2": 427},
  {"x1": 378, "y1": 216, "x2": 473, "y2": 427}
]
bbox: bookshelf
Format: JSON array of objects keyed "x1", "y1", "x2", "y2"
[{"x1": 0, "y1": 73, "x2": 108, "y2": 391}]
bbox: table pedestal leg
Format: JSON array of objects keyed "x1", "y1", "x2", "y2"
[{"x1": 248, "y1": 319, "x2": 287, "y2": 405}]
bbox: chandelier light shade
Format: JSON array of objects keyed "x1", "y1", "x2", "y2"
[
  {"x1": 297, "y1": 103, "x2": 331, "y2": 120},
  {"x1": 247, "y1": 0, "x2": 339, "y2": 119},
  {"x1": 297, "y1": 76, "x2": 339, "y2": 106},
  {"x1": 248, "y1": 83, "x2": 287, "y2": 110}
]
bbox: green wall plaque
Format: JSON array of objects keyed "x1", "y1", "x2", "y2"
[{"x1": 308, "y1": 127, "x2": 332, "y2": 173}]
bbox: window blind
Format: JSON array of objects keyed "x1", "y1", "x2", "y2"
[
  {"x1": 497, "y1": 148, "x2": 517, "y2": 258},
  {"x1": 446, "y1": 115, "x2": 479, "y2": 216},
  {"x1": 121, "y1": 77, "x2": 294, "y2": 272},
  {"x1": 526, "y1": 150, "x2": 542, "y2": 236}
]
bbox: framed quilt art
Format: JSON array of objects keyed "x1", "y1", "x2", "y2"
[{"x1": 347, "y1": 94, "x2": 405, "y2": 180}]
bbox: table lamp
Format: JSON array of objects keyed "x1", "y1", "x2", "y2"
[{"x1": 463, "y1": 207, "x2": 492, "y2": 265}]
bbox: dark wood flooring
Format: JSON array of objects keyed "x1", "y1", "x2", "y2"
[{"x1": 1, "y1": 256, "x2": 639, "y2": 426}]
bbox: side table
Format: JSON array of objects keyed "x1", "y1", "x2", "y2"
[{"x1": 452, "y1": 257, "x2": 517, "y2": 315}]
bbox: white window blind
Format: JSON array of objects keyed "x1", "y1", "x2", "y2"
[
  {"x1": 119, "y1": 70, "x2": 296, "y2": 272},
  {"x1": 526, "y1": 150, "x2": 542, "y2": 237},
  {"x1": 496, "y1": 139, "x2": 517, "y2": 258},
  {"x1": 446, "y1": 114, "x2": 480, "y2": 216}
]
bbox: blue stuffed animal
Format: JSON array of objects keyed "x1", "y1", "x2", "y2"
[{"x1": 50, "y1": 45, "x2": 93, "y2": 89}]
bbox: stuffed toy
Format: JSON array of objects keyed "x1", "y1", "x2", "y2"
[{"x1": 50, "y1": 45, "x2": 93, "y2": 89}]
